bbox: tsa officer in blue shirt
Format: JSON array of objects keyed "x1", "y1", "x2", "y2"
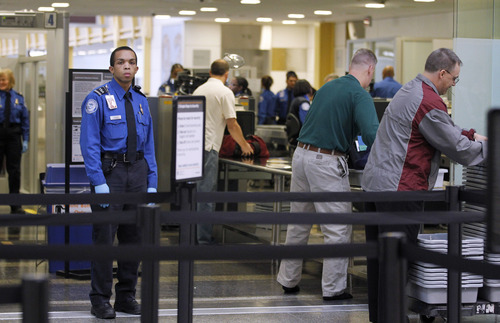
[
  {"x1": 275, "y1": 71, "x2": 297, "y2": 124},
  {"x1": 0, "y1": 68, "x2": 29, "y2": 215},
  {"x1": 80, "y1": 46, "x2": 158, "y2": 320}
]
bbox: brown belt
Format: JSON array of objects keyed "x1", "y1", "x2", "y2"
[{"x1": 297, "y1": 142, "x2": 344, "y2": 156}]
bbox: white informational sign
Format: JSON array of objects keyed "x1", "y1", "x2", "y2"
[
  {"x1": 72, "y1": 124, "x2": 83, "y2": 162},
  {"x1": 71, "y1": 71, "x2": 111, "y2": 118},
  {"x1": 174, "y1": 97, "x2": 205, "y2": 181}
]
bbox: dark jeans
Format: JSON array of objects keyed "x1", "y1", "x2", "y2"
[
  {"x1": 365, "y1": 200, "x2": 423, "y2": 323},
  {"x1": 0, "y1": 126, "x2": 22, "y2": 212},
  {"x1": 89, "y1": 159, "x2": 147, "y2": 305}
]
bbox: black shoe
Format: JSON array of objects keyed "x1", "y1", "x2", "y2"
[
  {"x1": 91, "y1": 302, "x2": 116, "y2": 319},
  {"x1": 322, "y1": 292, "x2": 353, "y2": 301},
  {"x1": 282, "y1": 285, "x2": 300, "y2": 294},
  {"x1": 114, "y1": 298, "x2": 141, "y2": 315}
]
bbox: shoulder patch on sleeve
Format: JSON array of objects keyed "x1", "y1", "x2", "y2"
[
  {"x1": 300, "y1": 102, "x2": 310, "y2": 112},
  {"x1": 93, "y1": 85, "x2": 108, "y2": 96},
  {"x1": 85, "y1": 99, "x2": 98, "y2": 114}
]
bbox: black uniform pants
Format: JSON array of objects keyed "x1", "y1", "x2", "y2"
[
  {"x1": 364, "y1": 200, "x2": 423, "y2": 323},
  {"x1": 0, "y1": 125, "x2": 23, "y2": 212},
  {"x1": 89, "y1": 158, "x2": 147, "y2": 306}
]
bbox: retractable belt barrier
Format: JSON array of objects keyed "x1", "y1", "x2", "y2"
[{"x1": 0, "y1": 186, "x2": 490, "y2": 323}]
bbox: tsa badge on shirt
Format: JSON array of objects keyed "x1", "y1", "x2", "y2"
[
  {"x1": 85, "y1": 99, "x2": 98, "y2": 114},
  {"x1": 105, "y1": 95, "x2": 118, "y2": 110}
]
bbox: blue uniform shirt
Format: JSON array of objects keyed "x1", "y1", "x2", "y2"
[
  {"x1": 371, "y1": 77, "x2": 402, "y2": 99},
  {"x1": 276, "y1": 88, "x2": 294, "y2": 120},
  {"x1": 0, "y1": 89, "x2": 30, "y2": 142},
  {"x1": 80, "y1": 78, "x2": 158, "y2": 188},
  {"x1": 258, "y1": 89, "x2": 276, "y2": 124}
]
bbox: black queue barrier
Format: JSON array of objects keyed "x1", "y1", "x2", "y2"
[
  {"x1": 0, "y1": 274, "x2": 48, "y2": 323},
  {"x1": 0, "y1": 185, "x2": 495, "y2": 323}
]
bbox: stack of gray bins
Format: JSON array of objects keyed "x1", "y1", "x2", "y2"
[
  {"x1": 407, "y1": 233, "x2": 483, "y2": 304},
  {"x1": 461, "y1": 166, "x2": 500, "y2": 301}
]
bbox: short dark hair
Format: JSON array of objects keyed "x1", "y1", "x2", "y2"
[
  {"x1": 424, "y1": 48, "x2": 463, "y2": 73},
  {"x1": 293, "y1": 79, "x2": 312, "y2": 97},
  {"x1": 210, "y1": 59, "x2": 229, "y2": 76},
  {"x1": 350, "y1": 48, "x2": 377, "y2": 68},
  {"x1": 286, "y1": 71, "x2": 298, "y2": 80},
  {"x1": 261, "y1": 75, "x2": 273, "y2": 90},
  {"x1": 110, "y1": 46, "x2": 137, "y2": 67}
]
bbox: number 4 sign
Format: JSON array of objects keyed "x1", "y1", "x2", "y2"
[{"x1": 45, "y1": 13, "x2": 57, "y2": 28}]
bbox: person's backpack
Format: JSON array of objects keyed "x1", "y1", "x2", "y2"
[
  {"x1": 219, "y1": 134, "x2": 270, "y2": 158},
  {"x1": 285, "y1": 97, "x2": 308, "y2": 147}
]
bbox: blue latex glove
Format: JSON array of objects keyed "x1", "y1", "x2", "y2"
[
  {"x1": 94, "y1": 183, "x2": 110, "y2": 208},
  {"x1": 147, "y1": 187, "x2": 157, "y2": 205},
  {"x1": 22, "y1": 141, "x2": 28, "y2": 153}
]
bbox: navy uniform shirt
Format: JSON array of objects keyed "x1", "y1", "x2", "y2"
[
  {"x1": 80, "y1": 78, "x2": 158, "y2": 188},
  {"x1": 276, "y1": 88, "x2": 294, "y2": 120},
  {"x1": 0, "y1": 89, "x2": 30, "y2": 142}
]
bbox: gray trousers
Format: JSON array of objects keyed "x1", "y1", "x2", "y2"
[{"x1": 277, "y1": 146, "x2": 352, "y2": 297}]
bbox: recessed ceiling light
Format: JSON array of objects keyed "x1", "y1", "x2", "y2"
[
  {"x1": 179, "y1": 10, "x2": 196, "y2": 15},
  {"x1": 282, "y1": 20, "x2": 297, "y2": 25},
  {"x1": 256, "y1": 17, "x2": 272, "y2": 22},
  {"x1": 241, "y1": 0, "x2": 261, "y2": 4},
  {"x1": 155, "y1": 15, "x2": 171, "y2": 19},
  {"x1": 414, "y1": 0, "x2": 435, "y2": 2},
  {"x1": 38, "y1": 6, "x2": 55, "y2": 12},
  {"x1": 365, "y1": 3, "x2": 386, "y2": 8},
  {"x1": 314, "y1": 10, "x2": 332, "y2": 15},
  {"x1": 288, "y1": 14, "x2": 305, "y2": 19},
  {"x1": 51, "y1": 2, "x2": 69, "y2": 8},
  {"x1": 215, "y1": 18, "x2": 230, "y2": 23},
  {"x1": 200, "y1": 7, "x2": 218, "y2": 12}
]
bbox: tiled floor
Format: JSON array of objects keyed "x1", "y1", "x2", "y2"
[{"x1": 1, "y1": 204, "x2": 500, "y2": 322}]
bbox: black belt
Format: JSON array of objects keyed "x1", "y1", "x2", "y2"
[{"x1": 102, "y1": 151, "x2": 144, "y2": 163}]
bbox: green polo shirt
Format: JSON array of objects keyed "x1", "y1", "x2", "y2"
[{"x1": 298, "y1": 74, "x2": 379, "y2": 153}]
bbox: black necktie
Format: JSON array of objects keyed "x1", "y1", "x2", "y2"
[
  {"x1": 124, "y1": 92, "x2": 137, "y2": 162},
  {"x1": 4, "y1": 92, "x2": 11, "y2": 128},
  {"x1": 287, "y1": 89, "x2": 292, "y2": 114}
]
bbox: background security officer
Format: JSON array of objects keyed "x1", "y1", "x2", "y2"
[
  {"x1": 0, "y1": 68, "x2": 29, "y2": 217},
  {"x1": 80, "y1": 46, "x2": 158, "y2": 320}
]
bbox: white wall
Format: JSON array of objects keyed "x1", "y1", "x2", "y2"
[
  {"x1": 365, "y1": 12, "x2": 454, "y2": 39},
  {"x1": 184, "y1": 21, "x2": 222, "y2": 68},
  {"x1": 150, "y1": 17, "x2": 186, "y2": 96},
  {"x1": 269, "y1": 24, "x2": 315, "y2": 93}
]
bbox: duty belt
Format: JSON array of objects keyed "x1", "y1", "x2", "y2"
[{"x1": 102, "y1": 151, "x2": 144, "y2": 163}]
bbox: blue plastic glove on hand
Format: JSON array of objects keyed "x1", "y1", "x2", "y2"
[
  {"x1": 147, "y1": 187, "x2": 157, "y2": 205},
  {"x1": 94, "y1": 183, "x2": 110, "y2": 208},
  {"x1": 22, "y1": 141, "x2": 28, "y2": 153}
]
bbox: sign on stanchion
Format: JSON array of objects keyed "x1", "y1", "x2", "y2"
[{"x1": 171, "y1": 95, "x2": 205, "y2": 323}]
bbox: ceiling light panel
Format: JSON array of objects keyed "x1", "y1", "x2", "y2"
[
  {"x1": 314, "y1": 10, "x2": 332, "y2": 15},
  {"x1": 200, "y1": 7, "x2": 218, "y2": 12},
  {"x1": 288, "y1": 14, "x2": 305, "y2": 19}
]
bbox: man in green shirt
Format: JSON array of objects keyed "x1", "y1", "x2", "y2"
[{"x1": 277, "y1": 48, "x2": 379, "y2": 300}]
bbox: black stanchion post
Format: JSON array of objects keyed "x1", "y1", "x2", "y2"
[
  {"x1": 379, "y1": 232, "x2": 407, "y2": 323},
  {"x1": 446, "y1": 185, "x2": 462, "y2": 323},
  {"x1": 22, "y1": 273, "x2": 49, "y2": 323},
  {"x1": 139, "y1": 204, "x2": 161, "y2": 323},
  {"x1": 178, "y1": 182, "x2": 196, "y2": 323}
]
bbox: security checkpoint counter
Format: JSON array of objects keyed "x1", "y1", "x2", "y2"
[{"x1": 218, "y1": 157, "x2": 364, "y2": 245}]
